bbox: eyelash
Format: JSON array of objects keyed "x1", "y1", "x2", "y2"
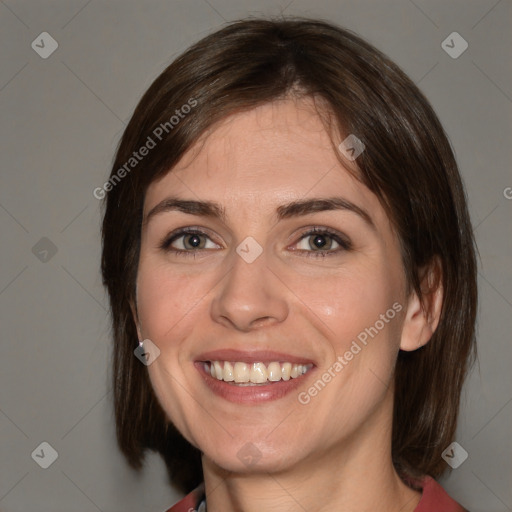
[{"x1": 159, "y1": 226, "x2": 352, "y2": 259}]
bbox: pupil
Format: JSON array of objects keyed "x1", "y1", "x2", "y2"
[
  {"x1": 188, "y1": 235, "x2": 201, "y2": 248},
  {"x1": 313, "y1": 235, "x2": 327, "y2": 249}
]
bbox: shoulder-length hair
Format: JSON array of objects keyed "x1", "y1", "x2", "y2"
[{"x1": 101, "y1": 17, "x2": 477, "y2": 493}]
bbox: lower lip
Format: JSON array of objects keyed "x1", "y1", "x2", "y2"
[{"x1": 195, "y1": 362, "x2": 314, "y2": 404}]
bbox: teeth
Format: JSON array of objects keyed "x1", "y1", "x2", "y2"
[
  {"x1": 213, "y1": 361, "x2": 223, "y2": 379},
  {"x1": 233, "y1": 362, "x2": 250, "y2": 383},
  {"x1": 281, "y1": 362, "x2": 291, "y2": 381},
  {"x1": 267, "y1": 362, "x2": 282, "y2": 382},
  {"x1": 223, "y1": 361, "x2": 234, "y2": 382},
  {"x1": 249, "y1": 362, "x2": 267, "y2": 383},
  {"x1": 206, "y1": 360, "x2": 312, "y2": 384}
]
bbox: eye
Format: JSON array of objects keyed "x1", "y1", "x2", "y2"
[
  {"x1": 160, "y1": 228, "x2": 220, "y2": 255},
  {"x1": 159, "y1": 226, "x2": 351, "y2": 259},
  {"x1": 292, "y1": 227, "x2": 351, "y2": 257}
]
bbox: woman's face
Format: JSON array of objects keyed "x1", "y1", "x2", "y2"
[{"x1": 135, "y1": 98, "x2": 411, "y2": 474}]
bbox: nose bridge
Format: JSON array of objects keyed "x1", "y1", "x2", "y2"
[{"x1": 210, "y1": 241, "x2": 288, "y2": 331}]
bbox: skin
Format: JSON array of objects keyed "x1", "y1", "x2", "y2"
[{"x1": 132, "y1": 97, "x2": 443, "y2": 512}]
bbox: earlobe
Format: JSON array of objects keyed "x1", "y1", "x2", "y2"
[{"x1": 400, "y1": 258, "x2": 443, "y2": 352}]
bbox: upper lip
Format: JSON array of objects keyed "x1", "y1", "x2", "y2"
[{"x1": 195, "y1": 348, "x2": 316, "y2": 366}]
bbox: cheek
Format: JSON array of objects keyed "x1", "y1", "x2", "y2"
[
  {"x1": 134, "y1": 259, "x2": 212, "y2": 443},
  {"x1": 294, "y1": 264, "x2": 402, "y2": 349},
  {"x1": 135, "y1": 258, "x2": 212, "y2": 344},
  {"x1": 291, "y1": 261, "x2": 404, "y2": 401}
]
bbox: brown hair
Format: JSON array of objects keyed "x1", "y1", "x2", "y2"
[{"x1": 101, "y1": 17, "x2": 477, "y2": 493}]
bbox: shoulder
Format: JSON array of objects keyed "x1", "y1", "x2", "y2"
[
  {"x1": 163, "y1": 483, "x2": 205, "y2": 512},
  {"x1": 413, "y1": 475, "x2": 469, "y2": 512}
]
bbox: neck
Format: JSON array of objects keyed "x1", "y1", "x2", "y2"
[{"x1": 200, "y1": 390, "x2": 421, "y2": 512}]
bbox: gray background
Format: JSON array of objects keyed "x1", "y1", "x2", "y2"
[{"x1": 0, "y1": 0, "x2": 511, "y2": 511}]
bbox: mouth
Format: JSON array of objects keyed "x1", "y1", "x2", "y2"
[
  {"x1": 195, "y1": 350, "x2": 316, "y2": 404},
  {"x1": 204, "y1": 360, "x2": 314, "y2": 385}
]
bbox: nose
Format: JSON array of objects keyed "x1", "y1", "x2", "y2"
[{"x1": 210, "y1": 248, "x2": 289, "y2": 332}]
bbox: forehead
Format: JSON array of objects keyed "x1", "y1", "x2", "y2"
[{"x1": 144, "y1": 98, "x2": 387, "y2": 228}]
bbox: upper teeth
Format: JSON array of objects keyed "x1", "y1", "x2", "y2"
[{"x1": 205, "y1": 361, "x2": 312, "y2": 384}]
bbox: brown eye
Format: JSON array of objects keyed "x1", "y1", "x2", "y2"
[
  {"x1": 160, "y1": 228, "x2": 220, "y2": 254},
  {"x1": 308, "y1": 234, "x2": 335, "y2": 251},
  {"x1": 292, "y1": 228, "x2": 352, "y2": 257},
  {"x1": 181, "y1": 233, "x2": 205, "y2": 250}
]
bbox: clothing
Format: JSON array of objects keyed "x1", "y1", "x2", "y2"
[{"x1": 164, "y1": 475, "x2": 468, "y2": 511}]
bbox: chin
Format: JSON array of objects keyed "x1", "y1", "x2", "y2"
[{"x1": 202, "y1": 438, "x2": 303, "y2": 475}]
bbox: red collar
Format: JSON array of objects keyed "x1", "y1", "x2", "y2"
[{"x1": 413, "y1": 475, "x2": 468, "y2": 511}]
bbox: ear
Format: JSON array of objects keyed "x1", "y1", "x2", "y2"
[
  {"x1": 400, "y1": 256, "x2": 443, "y2": 351},
  {"x1": 129, "y1": 298, "x2": 143, "y2": 340}
]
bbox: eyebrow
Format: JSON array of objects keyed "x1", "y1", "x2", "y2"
[{"x1": 144, "y1": 196, "x2": 375, "y2": 230}]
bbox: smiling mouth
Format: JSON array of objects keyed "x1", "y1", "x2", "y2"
[{"x1": 203, "y1": 361, "x2": 314, "y2": 385}]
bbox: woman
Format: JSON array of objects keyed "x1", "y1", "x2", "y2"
[{"x1": 101, "y1": 17, "x2": 476, "y2": 511}]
